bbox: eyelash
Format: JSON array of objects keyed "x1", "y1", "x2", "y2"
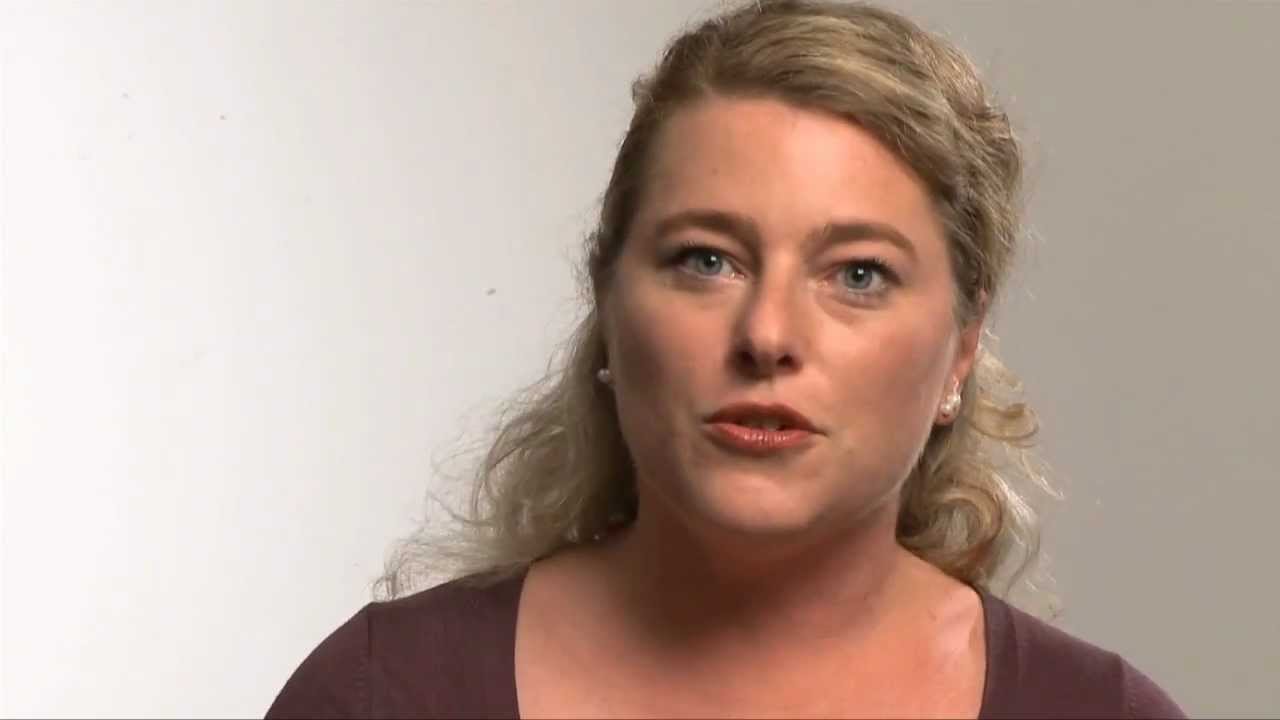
[{"x1": 667, "y1": 242, "x2": 900, "y2": 299}]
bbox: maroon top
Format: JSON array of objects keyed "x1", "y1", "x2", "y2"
[{"x1": 266, "y1": 567, "x2": 1186, "y2": 719}]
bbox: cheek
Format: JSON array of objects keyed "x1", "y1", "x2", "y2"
[
  {"x1": 893, "y1": 328, "x2": 950, "y2": 399},
  {"x1": 602, "y1": 277, "x2": 725, "y2": 486},
  {"x1": 834, "y1": 318, "x2": 954, "y2": 435},
  {"x1": 604, "y1": 274, "x2": 720, "y2": 417}
]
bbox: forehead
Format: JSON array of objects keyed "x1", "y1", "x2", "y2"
[{"x1": 637, "y1": 95, "x2": 945, "y2": 252}]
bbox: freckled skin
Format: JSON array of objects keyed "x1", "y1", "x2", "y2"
[{"x1": 602, "y1": 95, "x2": 982, "y2": 546}]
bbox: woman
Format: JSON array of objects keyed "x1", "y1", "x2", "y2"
[{"x1": 268, "y1": 1, "x2": 1185, "y2": 717}]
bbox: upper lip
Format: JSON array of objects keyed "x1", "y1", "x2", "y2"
[{"x1": 706, "y1": 402, "x2": 819, "y2": 433}]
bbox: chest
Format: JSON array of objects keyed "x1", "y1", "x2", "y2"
[{"x1": 515, "y1": 622, "x2": 986, "y2": 719}]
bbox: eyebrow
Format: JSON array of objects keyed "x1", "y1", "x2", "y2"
[{"x1": 650, "y1": 208, "x2": 919, "y2": 261}]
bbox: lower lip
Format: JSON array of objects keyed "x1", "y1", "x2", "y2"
[{"x1": 705, "y1": 422, "x2": 817, "y2": 454}]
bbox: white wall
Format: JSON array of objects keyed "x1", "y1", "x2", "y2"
[
  {"x1": 4, "y1": 1, "x2": 1278, "y2": 717},
  {"x1": 1, "y1": 1, "x2": 706, "y2": 715}
]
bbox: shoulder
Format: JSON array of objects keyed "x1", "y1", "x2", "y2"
[
  {"x1": 264, "y1": 601, "x2": 373, "y2": 719},
  {"x1": 365, "y1": 567, "x2": 526, "y2": 652},
  {"x1": 265, "y1": 569, "x2": 526, "y2": 719},
  {"x1": 980, "y1": 591, "x2": 1186, "y2": 719}
]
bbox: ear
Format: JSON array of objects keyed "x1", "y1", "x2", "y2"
[
  {"x1": 596, "y1": 296, "x2": 615, "y2": 358},
  {"x1": 950, "y1": 291, "x2": 989, "y2": 391}
]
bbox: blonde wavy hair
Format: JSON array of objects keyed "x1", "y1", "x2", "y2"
[{"x1": 376, "y1": 0, "x2": 1058, "y2": 605}]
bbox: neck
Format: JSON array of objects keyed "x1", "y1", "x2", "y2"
[{"x1": 594, "y1": 496, "x2": 923, "y2": 659}]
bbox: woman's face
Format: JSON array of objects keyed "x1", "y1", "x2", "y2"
[{"x1": 602, "y1": 96, "x2": 982, "y2": 543}]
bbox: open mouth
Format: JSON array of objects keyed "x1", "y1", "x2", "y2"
[
  {"x1": 733, "y1": 418, "x2": 790, "y2": 431},
  {"x1": 703, "y1": 401, "x2": 819, "y2": 454}
]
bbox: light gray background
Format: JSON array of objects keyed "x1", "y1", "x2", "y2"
[{"x1": 1, "y1": 1, "x2": 1275, "y2": 717}]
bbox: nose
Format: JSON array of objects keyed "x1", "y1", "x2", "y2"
[{"x1": 730, "y1": 272, "x2": 806, "y2": 380}]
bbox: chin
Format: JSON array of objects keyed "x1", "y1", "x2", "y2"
[{"x1": 682, "y1": 470, "x2": 831, "y2": 539}]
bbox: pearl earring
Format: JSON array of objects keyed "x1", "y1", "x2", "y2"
[
  {"x1": 596, "y1": 367, "x2": 613, "y2": 385},
  {"x1": 939, "y1": 387, "x2": 962, "y2": 420}
]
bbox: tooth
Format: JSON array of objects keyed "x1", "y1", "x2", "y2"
[{"x1": 762, "y1": 419, "x2": 781, "y2": 431}]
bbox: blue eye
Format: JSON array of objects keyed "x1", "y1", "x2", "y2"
[
  {"x1": 839, "y1": 261, "x2": 891, "y2": 293},
  {"x1": 676, "y1": 247, "x2": 732, "y2": 277}
]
